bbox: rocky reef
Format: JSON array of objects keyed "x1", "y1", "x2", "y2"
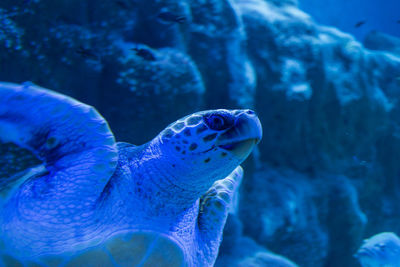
[{"x1": 1, "y1": 0, "x2": 400, "y2": 266}]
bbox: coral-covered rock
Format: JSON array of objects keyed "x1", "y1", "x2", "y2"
[
  {"x1": 237, "y1": 0, "x2": 399, "y2": 175},
  {"x1": 188, "y1": 0, "x2": 256, "y2": 108},
  {"x1": 215, "y1": 215, "x2": 297, "y2": 267},
  {"x1": 240, "y1": 166, "x2": 328, "y2": 266},
  {"x1": 238, "y1": 252, "x2": 299, "y2": 267},
  {"x1": 98, "y1": 44, "x2": 205, "y2": 143},
  {"x1": 235, "y1": 1, "x2": 400, "y2": 265},
  {"x1": 0, "y1": 0, "x2": 205, "y2": 144},
  {"x1": 314, "y1": 175, "x2": 367, "y2": 267}
]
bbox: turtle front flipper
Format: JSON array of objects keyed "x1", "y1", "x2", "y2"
[
  {"x1": 0, "y1": 82, "x2": 118, "y2": 205},
  {"x1": 197, "y1": 166, "x2": 243, "y2": 265}
]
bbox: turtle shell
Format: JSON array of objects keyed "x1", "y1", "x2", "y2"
[{"x1": 0, "y1": 231, "x2": 186, "y2": 267}]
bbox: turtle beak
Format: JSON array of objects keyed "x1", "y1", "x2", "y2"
[
  {"x1": 216, "y1": 110, "x2": 262, "y2": 158},
  {"x1": 354, "y1": 247, "x2": 374, "y2": 260}
]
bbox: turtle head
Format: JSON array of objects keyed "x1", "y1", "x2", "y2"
[
  {"x1": 354, "y1": 232, "x2": 400, "y2": 266},
  {"x1": 152, "y1": 109, "x2": 262, "y2": 193}
]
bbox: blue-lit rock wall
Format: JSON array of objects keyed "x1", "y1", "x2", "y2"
[{"x1": 1, "y1": 0, "x2": 400, "y2": 266}]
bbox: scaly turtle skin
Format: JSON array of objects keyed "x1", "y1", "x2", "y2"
[{"x1": 0, "y1": 82, "x2": 262, "y2": 266}]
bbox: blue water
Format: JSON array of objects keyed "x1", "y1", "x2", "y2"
[
  {"x1": 1, "y1": 0, "x2": 400, "y2": 266},
  {"x1": 300, "y1": 0, "x2": 400, "y2": 41}
]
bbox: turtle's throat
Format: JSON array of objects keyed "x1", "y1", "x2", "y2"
[{"x1": 137, "y1": 141, "x2": 210, "y2": 214}]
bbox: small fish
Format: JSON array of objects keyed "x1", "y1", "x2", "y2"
[
  {"x1": 157, "y1": 11, "x2": 186, "y2": 24},
  {"x1": 55, "y1": 15, "x2": 82, "y2": 26},
  {"x1": 352, "y1": 155, "x2": 368, "y2": 166},
  {"x1": 130, "y1": 47, "x2": 156, "y2": 61},
  {"x1": 75, "y1": 46, "x2": 98, "y2": 60},
  {"x1": 355, "y1": 20, "x2": 366, "y2": 28}
]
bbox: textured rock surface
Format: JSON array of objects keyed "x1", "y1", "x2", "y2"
[
  {"x1": 2, "y1": 0, "x2": 400, "y2": 266},
  {"x1": 240, "y1": 166, "x2": 329, "y2": 266},
  {"x1": 0, "y1": 0, "x2": 205, "y2": 144},
  {"x1": 238, "y1": 252, "x2": 299, "y2": 267},
  {"x1": 234, "y1": 0, "x2": 400, "y2": 265},
  {"x1": 188, "y1": 0, "x2": 256, "y2": 109},
  {"x1": 97, "y1": 45, "x2": 205, "y2": 143}
]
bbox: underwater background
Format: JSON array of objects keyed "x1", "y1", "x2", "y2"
[{"x1": 1, "y1": 0, "x2": 400, "y2": 266}]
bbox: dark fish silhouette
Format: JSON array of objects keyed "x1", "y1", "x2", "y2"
[
  {"x1": 130, "y1": 47, "x2": 156, "y2": 61},
  {"x1": 157, "y1": 11, "x2": 186, "y2": 24},
  {"x1": 115, "y1": 1, "x2": 128, "y2": 9},
  {"x1": 354, "y1": 20, "x2": 366, "y2": 28},
  {"x1": 114, "y1": 0, "x2": 137, "y2": 9},
  {"x1": 56, "y1": 15, "x2": 82, "y2": 26},
  {"x1": 397, "y1": 20, "x2": 400, "y2": 24},
  {"x1": 75, "y1": 46, "x2": 99, "y2": 60}
]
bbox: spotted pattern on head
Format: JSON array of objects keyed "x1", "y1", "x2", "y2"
[
  {"x1": 158, "y1": 109, "x2": 261, "y2": 173},
  {"x1": 160, "y1": 112, "x2": 234, "y2": 165}
]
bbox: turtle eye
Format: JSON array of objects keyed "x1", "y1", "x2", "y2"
[{"x1": 204, "y1": 114, "x2": 231, "y2": 131}]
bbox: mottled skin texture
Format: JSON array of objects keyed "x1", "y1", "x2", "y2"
[
  {"x1": 355, "y1": 232, "x2": 400, "y2": 267},
  {"x1": 0, "y1": 82, "x2": 262, "y2": 266}
]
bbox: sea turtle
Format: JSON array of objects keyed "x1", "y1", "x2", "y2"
[
  {"x1": 355, "y1": 232, "x2": 400, "y2": 267},
  {"x1": 0, "y1": 82, "x2": 262, "y2": 266}
]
